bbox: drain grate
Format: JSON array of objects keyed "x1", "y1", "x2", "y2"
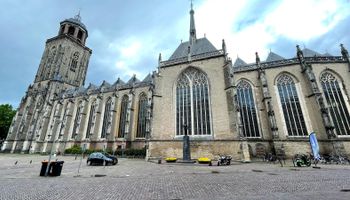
[
  {"x1": 340, "y1": 189, "x2": 350, "y2": 192},
  {"x1": 94, "y1": 174, "x2": 106, "y2": 177}
]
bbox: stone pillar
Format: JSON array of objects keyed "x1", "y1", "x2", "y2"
[
  {"x1": 296, "y1": 45, "x2": 335, "y2": 139},
  {"x1": 256, "y1": 52, "x2": 279, "y2": 139}
]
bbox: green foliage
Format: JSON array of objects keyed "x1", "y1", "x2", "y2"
[
  {"x1": 64, "y1": 145, "x2": 82, "y2": 154},
  {"x1": 64, "y1": 145, "x2": 146, "y2": 158},
  {"x1": 0, "y1": 104, "x2": 16, "y2": 140},
  {"x1": 115, "y1": 147, "x2": 146, "y2": 158}
]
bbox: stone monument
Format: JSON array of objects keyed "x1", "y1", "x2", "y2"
[{"x1": 183, "y1": 124, "x2": 191, "y2": 161}]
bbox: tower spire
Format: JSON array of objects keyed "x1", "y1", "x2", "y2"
[
  {"x1": 74, "y1": 9, "x2": 81, "y2": 21},
  {"x1": 189, "y1": 0, "x2": 196, "y2": 45}
]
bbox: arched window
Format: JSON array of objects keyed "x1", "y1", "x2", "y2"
[
  {"x1": 77, "y1": 30, "x2": 83, "y2": 41},
  {"x1": 236, "y1": 80, "x2": 260, "y2": 138},
  {"x1": 118, "y1": 95, "x2": 129, "y2": 138},
  {"x1": 86, "y1": 100, "x2": 97, "y2": 138},
  {"x1": 320, "y1": 72, "x2": 350, "y2": 136},
  {"x1": 136, "y1": 93, "x2": 148, "y2": 138},
  {"x1": 277, "y1": 74, "x2": 307, "y2": 136},
  {"x1": 72, "y1": 101, "x2": 83, "y2": 139},
  {"x1": 70, "y1": 52, "x2": 79, "y2": 72},
  {"x1": 101, "y1": 98, "x2": 112, "y2": 138},
  {"x1": 59, "y1": 25, "x2": 65, "y2": 34},
  {"x1": 176, "y1": 67, "x2": 211, "y2": 136},
  {"x1": 68, "y1": 26, "x2": 75, "y2": 35}
]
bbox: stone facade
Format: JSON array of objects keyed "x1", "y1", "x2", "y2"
[{"x1": 2, "y1": 9, "x2": 350, "y2": 160}]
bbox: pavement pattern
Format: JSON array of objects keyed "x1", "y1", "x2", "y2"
[{"x1": 0, "y1": 154, "x2": 350, "y2": 200}]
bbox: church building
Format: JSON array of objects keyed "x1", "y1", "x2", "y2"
[{"x1": 2, "y1": 5, "x2": 350, "y2": 160}]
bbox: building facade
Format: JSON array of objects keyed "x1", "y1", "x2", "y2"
[{"x1": 2, "y1": 8, "x2": 350, "y2": 160}]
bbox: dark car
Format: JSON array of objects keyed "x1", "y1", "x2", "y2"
[{"x1": 87, "y1": 152, "x2": 118, "y2": 166}]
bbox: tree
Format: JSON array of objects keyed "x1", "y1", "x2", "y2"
[{"x1": 0, "y1": 104, "x2": 16, "y2": 140}]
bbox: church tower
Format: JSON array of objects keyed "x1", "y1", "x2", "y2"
[
  {"x1": 34, "y1": 13, "x2": 92, "y2": 86},
  {"x1": 1, "y1": 14, "x2": 92, "y2": 153}
]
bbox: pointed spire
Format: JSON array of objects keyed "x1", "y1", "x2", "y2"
[
  {"x1": 158, "y1": 53, "x2": 162, "y2": 65},
  {"x1": 189, "y1": 0, "x2": 196, "y2": 45},
  {"x1": 255, "y1": 52, "x2": 261, "y2": 64},
  {"x1": 74, "y1": 10, "x2": 81, "y2": 22},
  {"x1": 296, "y1": 45, "x2": 304, "y2": 61},
  {"x1": 222, "y1": 39, "x2": 227, "y2": 54},
  {"x1": 341, "y1": 44, "x2": 349, "y2": 58}
]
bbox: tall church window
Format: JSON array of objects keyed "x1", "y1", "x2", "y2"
[
  {"x1": 118, "y1": 95, "x2": 129, "y2": 138},
  {"x1": 277, "y1": 74, "x2": 307, "y2": 136},
  {"x1": 101, "y1": 98, "x2": 112, "y2": 138},
  {"x1": 320, "y1": 72, "x2": 350, "y2": 136},
  {"x1": 72, "y1": 101, "x2": 83, "y2": 139},
  {"x1": 86, "y1": 100, "x2": 96, "y2": 139},
  {"x1": 136, "y1": 93, "x2": 148, "y2": 138},
  {"x1": 70, "y1": 52, "x2": 79, "y2": 72},
  {"x1": 236, "y1": 80, "x2": 260, "y2": 138},
  {"x1": 176, "y1": 67, "x2": 211, "y2": 136}
]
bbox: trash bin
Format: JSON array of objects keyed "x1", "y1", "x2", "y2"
[
  {"x1": 39, "y1": 161, "x2": 53, "y2": 176},
  {"x1": 51, "y1": 161, "x2": 64, "y2": 176}
]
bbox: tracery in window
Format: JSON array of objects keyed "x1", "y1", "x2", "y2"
[
  {"x1": 86, "y1": 100, "x2": 97, "y2": 139},
  {"x1": 118, "y1": 95, "x2": 129, "y2": 138},
  {"x1": 70, "y1": 52, "x2": 79, "y2": 72},
  {"x1": 136, "y1": 93, "x2": 148, "y2": 138},
  {"x1": 320, "y1": 72, "x2": 350, "y2": 136},
  {"x1": 176, "y1": 67, "x2": 211, "y2": 136},
  {"x1": 236, "y1": 80, "x2": 260, "y2": 138},
  {"x1": 72, "y1": 101, "x2": 83, "y2": 139},
  {"x1": 101, "y1": 98, "x2": 112, "y2": 138},
  {"x1": 277, "y1": 74, "x2": 307, "y2": 136}
]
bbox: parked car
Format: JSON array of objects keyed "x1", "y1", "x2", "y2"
[{"x1": 87, "y1": 152, "x2": 118, "y2": 166}]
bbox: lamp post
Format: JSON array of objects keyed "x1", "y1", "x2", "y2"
[
  {"x1": 44, "y1": 120, "x2": 63, "y2": 177},
  {"x1": 113, "y1": 136, "x2": 117, "y2": 156}
]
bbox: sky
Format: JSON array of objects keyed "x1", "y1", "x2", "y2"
[{"x1": 1, "y1": 0, "x2": 350, "y2": 107}]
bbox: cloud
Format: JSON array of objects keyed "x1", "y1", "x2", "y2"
[
  {"x1": 193, "y1": 0, "x2": 350, "y2": 63},
  {"x1": 1, "y1": 0, "x2": 350, "y2": 107}
]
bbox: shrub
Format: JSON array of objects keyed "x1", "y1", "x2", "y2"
[{"x1": 64, "y1": 145, "x2": 82, "y2": 154}]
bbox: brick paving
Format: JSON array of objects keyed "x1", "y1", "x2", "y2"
[{"x1": 0, "y1": 154, "x2": 350, "y2": 199}]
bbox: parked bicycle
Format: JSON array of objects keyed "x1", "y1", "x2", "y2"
[
  {"x1": 292, "y1": 154, "x2": 311, "y2": 167},
  {"x1": 217, "y1": 155, "x2": 232, "y2": 166}
]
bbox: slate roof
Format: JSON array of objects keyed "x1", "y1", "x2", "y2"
[
  {"x1": 266, "y1": 52, "x2": 285, "y2": 62},
  {"x1": 233, "y1": 57, "x2": 247, "y2": 67},
  {"x1": 168, "y1": 38, "x2": 217, "y2": 60},
  {"x1": 142, "y1": 74, "x2": 153, "y2": 83},
  {"x1": 302, "y1": 48, "x2": 322, "y2": 57}
]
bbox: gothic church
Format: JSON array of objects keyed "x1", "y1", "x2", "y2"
[{"x1": 2, "y1": 6, "x2": 350, "y2": 160}]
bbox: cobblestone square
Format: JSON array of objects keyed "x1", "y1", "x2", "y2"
[{"x1": 0, "y1": 154, "x2": 350, "y2": 200}]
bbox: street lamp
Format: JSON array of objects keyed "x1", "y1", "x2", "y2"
[{"x1": 44, "y1": 120, "x2": 63, "y2": 177}]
